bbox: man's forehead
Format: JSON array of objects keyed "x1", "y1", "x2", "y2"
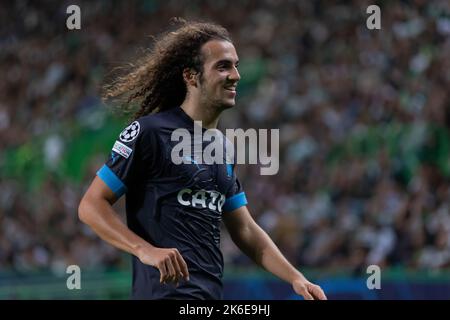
[{"x1": 201, "y1": 40, "x2": 238, "y2": 63}]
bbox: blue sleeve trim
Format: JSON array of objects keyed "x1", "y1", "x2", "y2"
[
  {"x1": 226, "y1": 163, "x2": 233, "y2": 177},
  {"x1": 96, "y1": 164, "x2": 127, "y2": 198},
  {"x1": 223, "y1": 192, "x2": 247, "y2": 213}
]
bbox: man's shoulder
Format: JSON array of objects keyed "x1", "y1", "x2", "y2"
[{"x1": 135, "y1": 108, "x2": 179, "y2": 131}]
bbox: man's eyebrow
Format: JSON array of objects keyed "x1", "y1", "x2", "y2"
[{"x1": 215, "y1": 59, "x2": 239, "y2": 66}]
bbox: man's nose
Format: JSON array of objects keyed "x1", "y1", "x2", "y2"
[{"x1": 229, "y1": 67, "x2": 240, "y2": 82}]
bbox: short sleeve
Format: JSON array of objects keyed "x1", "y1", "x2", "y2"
[
  {"x1": 222, "y1": 174, "x2": 247, "y2": 213},
  {"x1": 96, "y1": 119, "x2": 159, "y2": 198}
]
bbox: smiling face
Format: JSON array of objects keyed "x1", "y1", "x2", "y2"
[{"x1": 197, "y1": 40, "x2": 240, "y2": 110}]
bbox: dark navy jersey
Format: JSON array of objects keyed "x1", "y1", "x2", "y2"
[{"x1": 96, "y1": 106, "x2": 247, "y2": 299}]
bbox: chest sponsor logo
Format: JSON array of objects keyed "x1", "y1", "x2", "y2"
[{"x1": 177, "y1": 189, "x2": 226, "y2": 213}]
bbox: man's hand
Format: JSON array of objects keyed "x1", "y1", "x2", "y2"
[
  {"x1": 137, "y1": 246, "x2": 190, "y2": 285},
  {"x1": 292, "y1": 277, "x2": 327, "y2": 300}
]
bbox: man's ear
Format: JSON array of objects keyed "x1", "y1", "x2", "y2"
[{"x1": 183, "y1": 68, "x2": 198, "y2": 88}]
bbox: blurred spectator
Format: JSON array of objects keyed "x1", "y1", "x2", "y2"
[{"x1": 0, "y1": 0, "x2": 449, "y2": 276}]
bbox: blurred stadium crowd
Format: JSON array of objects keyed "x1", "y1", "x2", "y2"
[{"x1": 1, "y1": 0, "x2": 449, "y2": 276}]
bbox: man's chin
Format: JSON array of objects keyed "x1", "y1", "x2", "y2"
[{"x1": 220, "y1": 100, "x2": 236, "y2": 109}]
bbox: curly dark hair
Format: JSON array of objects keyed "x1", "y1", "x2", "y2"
[{"x1": 103, "y1": 19, "x2": 232, "y2": 120}]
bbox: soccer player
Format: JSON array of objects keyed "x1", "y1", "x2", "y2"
[{"x1": 78, "y1": 20, "x2": 327, "y2": 300}]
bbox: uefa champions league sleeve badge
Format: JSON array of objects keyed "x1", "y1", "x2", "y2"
[{"x1": 119, "y1": 121, "x2": 140, "y2": 143}]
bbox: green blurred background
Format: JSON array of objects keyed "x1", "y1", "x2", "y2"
[{"x1": 1, "y1": 0, "x2": 449, "y2": 299}]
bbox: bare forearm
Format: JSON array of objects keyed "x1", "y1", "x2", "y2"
[
  {"x1": 78, "y1": 177, "x2": 190, "y2": 285},
  {"x1": 78, "y1": 197, "x2": 152, "y2": 257},
  {"x1": 234, "y1": 222, "x2": 303, "y2": 284},
  {"x1": 225, "y1": 207, "x2": 326, "y2": 300}
]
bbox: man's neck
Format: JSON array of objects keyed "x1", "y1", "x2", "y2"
[{"x1": 180, "y1": 100, "x2": 221, "y2": 129}]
